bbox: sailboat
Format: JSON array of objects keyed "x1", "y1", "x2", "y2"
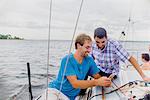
[
  {"x1": 34, "y1": 1, "x2": 150, "y2": 100},
  {"x1": 34, "y1": 69, "x2": 150, "y2": 100},
  {"x1": 10, "y1": 0, "x2": 150, "y2": 100}
]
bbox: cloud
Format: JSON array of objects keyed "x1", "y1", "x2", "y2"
[{"x1": 0, "y1": 0, "x2": 150, "y2": 40}]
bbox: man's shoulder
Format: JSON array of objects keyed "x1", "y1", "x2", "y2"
[
  {"x1": 62, "y1": 53, "x2": 73, "y2": 61},
  {"x1": 108, "y1": 38, "x2": 121, "y2": 47},
  {"x1": 108, "y1": 38, "x2": 119, "y2": 43}
]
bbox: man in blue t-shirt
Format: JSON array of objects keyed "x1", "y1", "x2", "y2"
[{"x1": 49, "y1": 34, "x2": 111, "y2": 100}]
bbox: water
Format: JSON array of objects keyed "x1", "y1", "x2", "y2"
[
  {"x1": 0, "y1": 40, "x2": 149, "y2": 100},
  {"x1": 0, "y1": 40, "x2": 71, "y2": 100}
]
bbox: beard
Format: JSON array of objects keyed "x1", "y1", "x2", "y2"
[
  {"x1": 99, "y1": 45, "x2": 105, "y2": 50},
  {"x1": 83, "y1": 52, "x2": 89, "y2": 57},
  {"x1": 100, "y1": 46, "x2": 105, "y2": 50}
]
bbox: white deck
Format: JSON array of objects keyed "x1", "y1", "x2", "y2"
[
  {"x1": 35, "y1": 70, "x2": 150, "y2": 100},
  {"x1": 89, "y1": 70, "x2": 150, "y2": 100}
]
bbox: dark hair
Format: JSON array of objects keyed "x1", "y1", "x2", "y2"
[
  {"x1": 75, "y1": 34, "x2": 92, "y2": 49},
  {"x1": 94, "y1": 27, "x2": 107, "y2": 39},
  {"x1": 142, "y1": 53, "x2": 150, "y2": 62}
]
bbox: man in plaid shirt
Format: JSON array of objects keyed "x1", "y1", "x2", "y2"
[{"x1": 91, "y1": 27, "x2": 150, "y2": 81}]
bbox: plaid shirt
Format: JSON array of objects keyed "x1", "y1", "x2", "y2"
[{"x1": 90, "y1": 39, "x2": 130, "y2": 75}]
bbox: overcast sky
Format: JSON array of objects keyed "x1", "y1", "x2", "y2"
[{"x1": 0, "y1": 0, "x2": 150, "y2": 41}]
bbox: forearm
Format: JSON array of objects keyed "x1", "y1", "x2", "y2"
[
  {"x1": 72, "y1": 79, "x2": 97, "y2": 89},
  {"x1": 73, "y1": 74, "x2": 102, "y2": 89},
  {"x1": 129, "y1": 56, "x2": 145, "y2": 78}
]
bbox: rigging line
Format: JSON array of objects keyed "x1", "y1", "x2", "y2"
[
  {"x1": 59, "y1": 0, "x2": 85, "y2": 94},
  {"x1": 131, "y1": 21, "x2": 135, "y2": 43},
  {"x1": 112, "y1": 81, "x2": 126, "y2": 96},
  {"x1": 119, "y1": 15, "x2": 131, "y2": 42},
  {"x1": 128, "y1": 0, "x2": 134, "y2": 23},
  {"x1": 128, "y1": 0, "x2": 135, "y2": 43},
  {"x1": 120, "y1": 0, "x2": 134, "y2": 41},
  {"x1": 46, "y1": 0, "x2": 53, "y2": 99},
  {"x1": 88, "y1": 80, "x2": 145, "y2": 100}
]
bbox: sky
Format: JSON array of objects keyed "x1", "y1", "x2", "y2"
[{"x1": 0, "y1": 0, "x2": 150, "y2": 41}]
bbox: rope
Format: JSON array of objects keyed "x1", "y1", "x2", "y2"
[
  {"x1": 112, "y1": 81, "x2": 126, "y2": 96},
  {"x1": 59, "y1": 0, "x2": 85, "y2": 96},
  {"x1": 88, "y1": 80, "x2": 146, "y2": 100},
  {"x1": 46, "y1": 0, "x2": 53, "y2": 99}
]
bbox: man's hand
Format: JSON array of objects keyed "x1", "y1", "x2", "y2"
[
  {"x1": 108, "y1": 74, "x2": 115, "y2": 80},
  {"x1": 95, "y1": 77, "x2": 111, "y2": 87}
]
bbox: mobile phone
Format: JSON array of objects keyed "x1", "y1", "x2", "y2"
[{"x1": 109, "y1": 74, "x2": 115, "y2": 80}]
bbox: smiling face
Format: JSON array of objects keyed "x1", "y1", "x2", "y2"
[
  {"x1": 75, "y1": 34, "x2": 92, "y2": 57},
  {"x1": 79, "y1": 40, "x2": 92, "y2": 57},
  {"x1": 94, "y1": 36, "x2": 107, "y2": 50}
]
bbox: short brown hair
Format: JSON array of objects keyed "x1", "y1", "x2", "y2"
[
  {"x1": 75, "y1": 34, "x2": 92, "y2": 49},
  {"x1": 94, "y1": 27, "x2": 107, "y2": 39}
]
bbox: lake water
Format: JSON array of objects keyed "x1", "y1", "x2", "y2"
[{"x1": 0, "y1": 40, "x2": 149, "y2": 100}]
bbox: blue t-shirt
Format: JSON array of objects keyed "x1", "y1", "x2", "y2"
[{"x1": 49, "y1": 53, "x2": 99, "y2": 100}]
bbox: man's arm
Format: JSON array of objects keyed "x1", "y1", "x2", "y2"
[
  {"x1": 129, "y1": 56, "x2": 150, "y2": 81},
  {"x1": 67, "y1": 75, "x2": 111, "y2": 89},
  {"x1": 129, "y1": 56, "x2": 145, "y2": 78},
  {"x1": 92, "y1": 73, "x2": 101, "y2": 79}
]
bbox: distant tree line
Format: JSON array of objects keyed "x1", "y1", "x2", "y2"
[{"x1": 0, "y1": 34, "x2": 24, "y2": 40}]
